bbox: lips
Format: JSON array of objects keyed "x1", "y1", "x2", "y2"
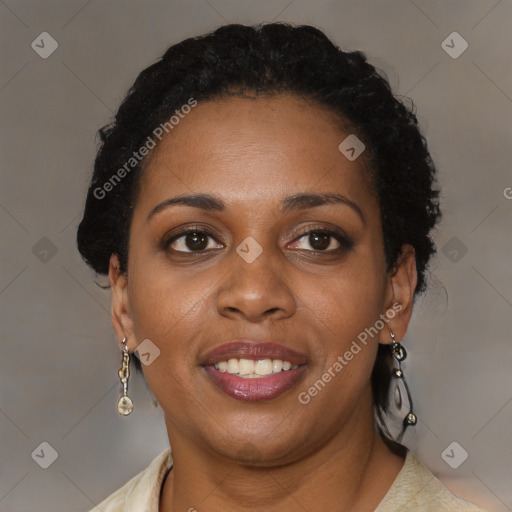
[{"x1": 201, "y1": 340, "x2": 308, "y2": 401}]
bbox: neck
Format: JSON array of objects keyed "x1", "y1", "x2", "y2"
[{"x1": 160, "y1": 411, "x2": 404, "y2": 512}]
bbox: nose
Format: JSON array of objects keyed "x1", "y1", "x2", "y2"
[{"x1": 216, "y1": 244, "x2": 296, "y2": 323}]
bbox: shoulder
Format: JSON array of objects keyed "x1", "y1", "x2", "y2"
[
  {"x1": 88, "y1": 447, "x2": 173, "y2": 512},
  {"x1": 375, "y1": 451, "x2": 488, "y2": 512}
]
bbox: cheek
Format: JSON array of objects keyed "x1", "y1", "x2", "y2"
[
  {"x1": 312, "y1": 261, "x2": 387, "y2": 341},
  {"x1": 126, "y1": 267, "x2": 207, "y2": 409},
  {"x1": 126, "y1": 240, "x2": 208, "y2": 335},
  {"x1": 126, "y1": 253, "x2": 220, "y2": 383},
  {"x1": 305, "y1": 253, "x2": 387, "y2": 386},
  {"x1": 300, "y1": 279, "x2": 383, "y2": 416}
]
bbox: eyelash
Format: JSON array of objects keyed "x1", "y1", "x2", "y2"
[
  {"x1": 163, "y1": 225, "x2": 354, "y2": 254},
  {"x1": 291, "y1": 226, "x2": 355, "y2": 253}
]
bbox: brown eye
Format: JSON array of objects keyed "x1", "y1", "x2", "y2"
[
  {"x1": 294, "y1": 231, "x2": 339, "y2": 251},
  {"x1": 290, "y1": 228, "x2": 353, "y2": 253},
  {"x1": 306, "y1": 232, "x2": 335, "y2": 251},
  {"x1": 167, "y1": 230, "x2": 223, "y2": 253}
]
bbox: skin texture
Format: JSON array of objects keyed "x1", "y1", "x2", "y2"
[{"x1": 109, "y1": 94, "x2": 417, "y2": 512}]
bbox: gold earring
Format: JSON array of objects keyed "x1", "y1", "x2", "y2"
[{"x1": 117, "y1": 337, "x2": 134, "y2": 416}]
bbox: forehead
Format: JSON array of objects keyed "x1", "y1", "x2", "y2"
[{"x1": 137, "y1": 94, "x2": 374, "y2": 211}]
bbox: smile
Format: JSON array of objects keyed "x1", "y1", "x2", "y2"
[
  {"x1": 201, "y1": 340, "x2": 308, "y2": 401},
  {"x1": 204, "y1": 360, "x2": 307, "y2": 401},
  {"x1": 214, "y1": 357, "x2": 299, "y2": 377}
]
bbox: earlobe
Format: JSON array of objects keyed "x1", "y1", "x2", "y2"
[
  {"x1": 379, "y1": 244, "x2": 418, "y2": 343},
  {"x1": 109, "y1": 254, "x2": 136, "y2": 350}
]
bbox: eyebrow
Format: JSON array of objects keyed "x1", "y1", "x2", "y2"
[{"x1": 147, "y1": 192, "x2": 365, "y2": 224}]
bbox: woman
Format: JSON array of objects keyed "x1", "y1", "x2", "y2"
[{"x1": 77, "y1": 22, "x2": 486, "y2": 512}]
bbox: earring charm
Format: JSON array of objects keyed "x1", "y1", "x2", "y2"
[
  {"x1": 117, "y1": 337, "x2": 134, "y2": 416},
  {"x1": 390, "y1": 332, "x2": 416, "y2": 434}
]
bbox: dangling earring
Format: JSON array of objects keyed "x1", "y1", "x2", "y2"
[
  {"x1": 390, "y1": 332, "x2": 416, "y2": 433},
  {"x1": 117, "y1": 337, "x2": 134, "y2": 416}
]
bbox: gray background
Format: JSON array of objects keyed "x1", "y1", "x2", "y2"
[{"x1": 1, "y1": 1, "x2": 511, "y2": 511}]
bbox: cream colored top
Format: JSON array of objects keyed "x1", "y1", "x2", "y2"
[{"x1": 91, "y1": 448, "x2": 487, "y2": 511}]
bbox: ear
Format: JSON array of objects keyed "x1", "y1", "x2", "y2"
[
  {"x1": 109, "y1": 254, "x2": 137, "y2": 351},
  {"x1": 378, "y1": 244, "x2": 418, "y2": 344}
]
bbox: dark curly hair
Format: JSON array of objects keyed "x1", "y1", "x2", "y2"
[{"x1": 77, "y1": 22, "x2": 441, "y2": 455}]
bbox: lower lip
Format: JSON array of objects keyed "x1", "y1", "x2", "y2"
[{"x1": 203, "y1": 365, "x2": 308, "y2": 402}]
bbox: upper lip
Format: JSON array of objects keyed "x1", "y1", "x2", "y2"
[{"x1": 201, "y1": 340, "x2": 308, "y2": 366}]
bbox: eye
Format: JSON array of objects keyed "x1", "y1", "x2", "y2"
[
  {"x1": 163, "y1": 226, "x2": 353, "y2": 254},
  {"x1": 289, "y1": 228, "x2": 354, "y2": 252},
  {"x1": 166, "y1": 229, "x2": 224, "y2": 253}
]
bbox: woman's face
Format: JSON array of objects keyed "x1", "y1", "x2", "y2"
[{"x1": 111, "y1": 94, "x2": 414, "y2": 464}]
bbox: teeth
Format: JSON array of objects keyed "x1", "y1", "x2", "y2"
[
  {"x1": 238, "y1": 359, "x2": 255, "y2": 375},
  {"x1": 272, "y1": 359, "x2": 283, "y2": 372},
  {"x1": 254, "y1": 359, "x2": 273, "y2": 376},
  {"x1": 213, "y1": 358, "x2": 299, "y2": 376},
  {"x1": 227, "y1": 359, "x2": 239, "y2": 374}
]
